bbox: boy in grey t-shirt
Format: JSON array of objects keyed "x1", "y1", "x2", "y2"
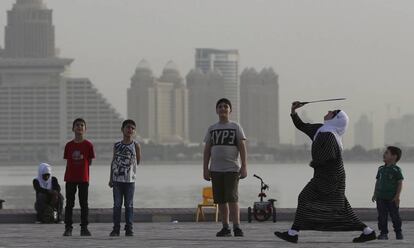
[{"x1": 203, "y1": 98, "x2": 247, "y2": 237}]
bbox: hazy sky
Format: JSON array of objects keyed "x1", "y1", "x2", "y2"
[{"x1": 1, "y1": 0, "x2": 413, "y2": 148}]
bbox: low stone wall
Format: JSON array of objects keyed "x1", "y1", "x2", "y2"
[{"x1": 1, "y1": 208, "x2": 414, "y2": 224}]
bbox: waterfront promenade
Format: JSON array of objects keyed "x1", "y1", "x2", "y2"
[
  {"x1": 1, "y1": 208, "x2": 414, "y2": 223},
  {"x1": 0, "y1": 221, "x2": 413, "y2": 248},
  {"x1": 0, "y1": 208, "x2": 414, "y2": 247}
]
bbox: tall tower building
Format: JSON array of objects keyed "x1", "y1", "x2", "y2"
[
  {"x1": 240, "y1": 67, "x2": 279, "y2": 148},
  {"x1": 127, "y1": 60, "x2": 188, "y2": 144},
  {"x1": 5, "y1": 0, "x2": 55, "y2": 58},
  {"x1": 385, "y1": 115, "x2": 414, "y2": 147},
  {"x1": 186, "y1": 69, "x2": 224, "y2": 142},
  {"x1": 354, "y1": 114, "x2": 374, "y2": 150},
  {"x1": 0, "y1": 0, "x2": 122, "y2": 162},
  {"x1": 127, "y1": 60, "x2": 155, "y2": 140},
  {"x1": 195, "y1": 48, "x2": 240, "y2": 121},
  {"x1": 160, "y1": 61, "x2": 189, "y2": 142}
]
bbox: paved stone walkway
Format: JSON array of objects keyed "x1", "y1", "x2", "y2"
[
  {"x1": 0, "y1": 222, "x2": 412, "y2": 247},
  {"x1": 2, "y1": 208, "x2": 414, "y2": 223}
]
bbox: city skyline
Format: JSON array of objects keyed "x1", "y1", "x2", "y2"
[
  {"x1": 385, "y1": 114, "x2": 414, "y2": 147},
  {"x1": 0, "y1": 0, "x2": 123, "y2": 161},
  {"x1": 354, "y1": 114, "x2": 374, "y2": 150},
  {"x1": 187, "y1": 63, "x2": 224, "y2": 143},
  {"x1": 240, "y1": 67, "x2": 279, "y2": 148},
  {"x1": 128, "y1": 59, "x2": 188, "y2": 144},
  {"x1": 195, "y1": 48, "x2": 240, "y2": 121},
  {"x1": 1, "y1": 0, "x2": 413, "y2": 148}
]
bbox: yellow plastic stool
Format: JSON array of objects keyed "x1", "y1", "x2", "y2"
[{"x1": 196, "y1": 187, "x2": 219, "y2": 222}]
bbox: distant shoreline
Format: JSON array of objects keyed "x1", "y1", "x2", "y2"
[
  {"x1": 0, "y1": 160, "x2": 410, "y2": 167},
  {"x1": 2, "y1": 144, "x2": 414, "y2": 166}
]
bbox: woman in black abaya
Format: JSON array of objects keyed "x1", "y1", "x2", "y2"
[{"x1": 274, "y1": 102, "x2": 376, "y2": 243}]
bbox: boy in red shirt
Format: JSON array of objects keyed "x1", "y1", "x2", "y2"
[{"x1": 63, "y1": 118, "x2": 95, "y2": 236}]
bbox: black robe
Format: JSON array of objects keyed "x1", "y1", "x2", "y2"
[
  {"x1": 33, "y1": 177, "x2": 63, "y2": 221},
  {"x1": 291, "y1": 113, "x2": 366, "y2": 231}
]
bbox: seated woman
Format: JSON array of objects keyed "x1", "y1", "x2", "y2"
[{"x1": 33, "y1": 163, "x2": 63, "y2": 223}]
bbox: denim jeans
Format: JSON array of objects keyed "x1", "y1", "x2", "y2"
[
  {"x1": 377, "y1": 199, "x2": 402, "y2": 234},
  {"x1": 65, "y1": 182, "x2": 89, "y2": 228},
  {"x1": 113, "y1": 182, "x2": 135, "y2": 231}
]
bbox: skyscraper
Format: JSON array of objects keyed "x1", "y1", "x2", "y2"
[
  {"x1": 240, "y1": 67, "x2": 279, "y2": 148},
  {"x1": 127, "y1": 60, "x2": 188, "y2": 144},
  {"x1": 186, "y1": 69, "x2": 224, "y2": 143},
  {"x1": 4, "y1": 0, "x2": 55, "y2": 58},
  {"x1": 127, "y1": 60, "x2": 154, "y2": 140},
  {"x1": 195, "y1": 48, "x2": 240, "y2": 121},
  {"x1": 354, "y1": 114, "x2": 374, "y2": 150},
  {"x1": 0, "y1": 0, "x2": 122, "y2": 162},
  {"x1": 385, "y1": 115, "x2": 414, "y2": 147}
]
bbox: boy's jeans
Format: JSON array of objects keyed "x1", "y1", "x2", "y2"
[
  {"x1": 113, "y1": 182, "x2": 135, "y2": 231},
  {"x1": 65, "y1": 182, "x2": 89, "y2": 228},
  {"x1": 377, "y1": 198, "x2": 402, "y2": 234}
]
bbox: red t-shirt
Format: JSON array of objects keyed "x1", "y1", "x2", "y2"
[{"x1": 64, "y1": 139, "x2": 95, "y2": 182}]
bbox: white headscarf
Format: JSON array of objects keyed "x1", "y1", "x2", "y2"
[
  {"x1": 313, "y1": 110, "x2": 349, "y2": 150},
  {"x1": 36, "y1": 163, "x2": 52, "y2": 190}
]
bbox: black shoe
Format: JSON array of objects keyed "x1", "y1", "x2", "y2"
[
  {"x1": 63, "y1": 227, "x2": 73, "y2": 237},
  {"x1": 377, "y1": 233, "x2": 388, "y2": 240},
  {"x1": 353, "y1": 231, "x2": 376, "y2": 243},
  {"x1": 216, "y1": 228, "x2": 232, "y2": 237},
  {"x1": 274, "y1": 231, "x2": 298, "y2": 243},
  {"x1": 396, "y1": 232, "x2": 404, "y2": 240},
  {"x1": 125, "y1": 229, "x2": 134, "y2": 237},
  {"x1": 109, "y1": 229, "x2": 120, "y2": 237},
  {"x1": 80, "y1": 227, "x2": 91, "y2": 236},
  {"x1": 233, "y1": 227, "x2": 244, "y2": 237}
]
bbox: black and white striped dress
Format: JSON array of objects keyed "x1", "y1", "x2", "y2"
[{"x1": 291, "y1": 113, "x2": 366, "y2": 231}]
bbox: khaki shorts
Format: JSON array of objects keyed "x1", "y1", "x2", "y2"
[{"x1": 210, "y1": 171, "x2": 240, "y2": 204}]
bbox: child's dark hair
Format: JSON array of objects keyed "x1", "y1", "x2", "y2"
[
  {"x1": 122, "y1": 119, "x2": 136, "y2": 129},
  {"x1": 72, "y1": 118, "x2": 86, "y2": 128},
  {"x1": 216, "y1": 98, "x2": 232, "y2": 110},
  {"x1": 387, "y1": 146, "x2": 402, "y2": 162}
]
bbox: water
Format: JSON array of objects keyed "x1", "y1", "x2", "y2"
[{"x1": 0, "y1": 163, "x2": 412, "y2": 209}]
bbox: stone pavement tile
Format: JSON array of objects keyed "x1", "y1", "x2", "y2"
[{"x1": 0, "y1": 222, "x2": 412, "y2": 248}]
